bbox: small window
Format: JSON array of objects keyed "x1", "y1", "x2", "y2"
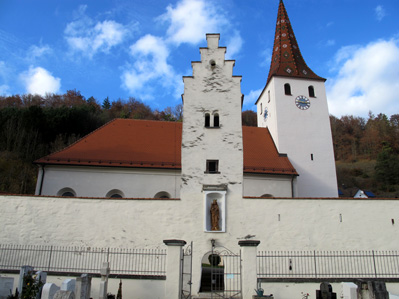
[
  {"x1": 106, "y1": 189, "x2": 124, "y2": 198},
  {"x1": 311, "y1": 153, "x2": 314, "y2": 161},
  {"x1": 260, "y1": 103, "x2": 263, "y2": 114},
  {"x1": 205, "y1": 113, "x2": 210, "y2": 127},
  {"x1": 308, "y1": 86, "x2": 315, "y2": 97},
  {"x1": 268, "y1": 90, "x2": 271, "y2": 103},
  {"x1": 154, "y1": 191, "x2": 171, "y2": 198},
  {"x1": 57, "y1": 187, "x2": 76, "y2": 197},
  {"x1": 261, "y1": 194, "x2": 273, "y2": 198},
  {"x1": 206, "y1": 160, "x2": 219, "y2": 173},
  {"x1": 284, "y1": 83, "x2": 291, "y2": 95},
  {"x1": 62, "y1": 191, "x2": 75, "y2": 197},
  {"x1": 214, "y1": 114, "x2": 219, "y2": 127}
]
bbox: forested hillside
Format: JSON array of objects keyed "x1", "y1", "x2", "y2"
[{"x1": 0, "y1": 92, "x2": 398, "y2": 196}]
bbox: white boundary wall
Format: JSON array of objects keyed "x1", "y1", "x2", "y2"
[{"x1": 1, "y1": 195, "x2": 399, "y2": 295}]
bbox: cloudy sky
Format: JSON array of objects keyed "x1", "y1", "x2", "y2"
[{"x1": 0, "y1": 0, "x2": 398, "y2": 118}]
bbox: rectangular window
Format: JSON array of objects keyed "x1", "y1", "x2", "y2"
[
  {"x1": 311, "y1": 153, "x2": 314, "y2": 161},
  {"x1": 206, "y1": 160, "x2": 219, "y2": 173}
]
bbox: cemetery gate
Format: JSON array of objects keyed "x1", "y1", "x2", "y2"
[
  {"x1": 181, "y1": 242, "x2": 193, "y2": 299},
  {"x1": 205, "y1": 247, "x2": 242, "y2": 299}
]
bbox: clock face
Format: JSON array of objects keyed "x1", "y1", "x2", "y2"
[
  {"x1": 295, "y1": 95, "x2": 310, "y2": 110},
  {"x1": 264, "y1": 107, "x2": 268, "y2": 120}
]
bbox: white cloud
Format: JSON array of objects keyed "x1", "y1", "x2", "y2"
[
  {"x1": 244, "y1": 88, "x2": 263, "y2": 108},
  {"x1": 64, "y1": 5, "x2": 128, "y2": 58},
  {"x1": 27, "y1": 45, "x2": 52, "y2": 59},
  {"x1": 375, "y1": 5, "x2": 386, "y2": 21},
  {"x1": 226, "y1": 30, "x2": 243, "y2": 59},
  {"x1": 159, "y1": 0, "x2": 227, "y2": 45},
  {"x1": 121, "y1": 35, "x2": 181, "y2": 99},
  {"x1": 20, "y1": 66, "x2": 61, "y2": 96},
  {"x1": 327, "y1": 38, "x2": 399, "y2": 117},
  {"x1": 122, "y1": 0, "x2": 241, "y2": 101}
]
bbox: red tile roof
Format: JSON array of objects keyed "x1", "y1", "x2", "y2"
[
  {"x1": 35, "y1": 119, "x2": 297, "y2": 175},
  {"x1": 243, "y1": 126, "x2": 297, "y2": 175},
  {"x1": 266, "y1": 0, "x2": 325, "y2": 85}
]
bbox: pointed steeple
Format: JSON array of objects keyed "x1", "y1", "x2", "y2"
[{"x1": 266, "y1": 0, "x2": 325, "y2": 85}]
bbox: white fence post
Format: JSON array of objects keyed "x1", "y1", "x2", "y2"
[
  {"x1": 239, "y1": 240, "x2": 260, "y2": 299},
  {"x1": 163, "y1": 239, "x2": 186, "y2": 299}
]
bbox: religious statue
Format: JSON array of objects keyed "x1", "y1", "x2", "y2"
[{"x1": 210, "y1": 199, "x2": 220, "y2": 231}]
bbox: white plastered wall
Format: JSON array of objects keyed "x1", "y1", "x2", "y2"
[
  {"x1": 2, "y1": 195, "x2": 399, "y2": 295},
  {"x1": 35, "y1": 165, "x2": 181, "y2": 198},
  {"x1": 243, "y1": 174, "x2": 294, "y2": 197}
]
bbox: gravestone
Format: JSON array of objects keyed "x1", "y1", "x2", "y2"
[
  {"x1": 357, "y1": 281, "x2": 389, "y2": 299},
  {"x1": 316, "y1": 282, "x2": 337, "y2": 299},
  {"x1": 54, "y1": 290, "x2": 75, "y2": 299},
  {"x1": 41, "y1": 283, "x2": 60, "y2": 299},
  {"x1": 61, "y1": 279, "x2": 76, "y2": 292},
  {"x1": 99, "y1": 262, "x2": 110, "y2": 299},
  {"x1": 341, "y1": 282, "x2": 357, "y2": 299},
  {"x1": 36, "y1": 271, "x2": 47, "y2": 299},
  {"x1": 75, "y1": 274, "x2": 91, "y2": 299},
  {"x1": 0, "y1": 277, "x2": 14, "y2": 299},
  {"x1": 18, "y1": 265, "x2": 33, "y2": 296}
]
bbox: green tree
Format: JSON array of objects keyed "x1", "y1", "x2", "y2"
[
  {"x1": 375, "y1": 145, "x2": 399, "y2": 185},
  {"x1": 102, "y1": 97, "x2": 111, "y2": 109}
]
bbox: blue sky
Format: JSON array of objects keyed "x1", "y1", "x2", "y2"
[{"x1": 0, "y1": 0, "x2": 398, "y2": 118}]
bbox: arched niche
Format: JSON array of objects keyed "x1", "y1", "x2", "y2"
[{"x1": 203, "y1": 185, "x2": 226, "y2": 232}]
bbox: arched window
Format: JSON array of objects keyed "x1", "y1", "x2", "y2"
[
  {"x1": 284, "y1": 83, "x2": 291, "y2": 95},
  {"x1": 308, "y1": 85, "x2": 315, "y2": 97},
  {"x1": 154, "y1": 191, "x2": 171, "y2": 199},
  {"x1": 261, "y1": 194, "x2": 273, "y2": 198},
  {"x1": 205, "y1": 113, "x2": 210, "y2": 127},
  {"x1": 106, "y1": 189, "x2": 124, "y2": 198},
  {"x1": 213, "y1": 113, "x2": 219, "y2": 127},
  {"x1": 57, "y1": 187, "x2": 76, "y2": 197}
]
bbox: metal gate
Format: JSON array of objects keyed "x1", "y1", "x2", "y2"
[
  {"x1": 181, "y1": 242, "x2": 193, "y2": 299},
  {"x1": 210, "y1": 248, "x2": 242, "y2": 299}
]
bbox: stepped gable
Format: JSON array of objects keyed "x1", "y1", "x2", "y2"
[
  {"x1": 266, "y1": 0, "x2": 325, "y2": 85},
  {"x1": 35, "y1": 119, "x2": 297, "y2": 175}
]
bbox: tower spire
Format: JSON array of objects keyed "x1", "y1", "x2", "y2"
[{"x1": 266, "y1": 0, "x2": 325, "y2": 85}]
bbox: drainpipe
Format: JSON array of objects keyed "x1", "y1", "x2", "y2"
[
  {"x1": 37, "y1": 165, "x2": 45, "y2": 195},
  {"x1": 291, "y1": 175, "x2": 295, "y2": 198}
]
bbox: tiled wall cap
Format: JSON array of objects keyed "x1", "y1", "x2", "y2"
[
  {"x1": 238, "y1": 240, "x2": 261, "y2": 247},
  {"x1": 163, "y1": 239, "x2": 187, "y2": 246}
]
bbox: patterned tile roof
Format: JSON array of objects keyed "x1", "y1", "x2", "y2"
[
  {"x1": 266, "y1": 0, "x2": 325, "y2": 85},
  {"x1": 35, "y1": 119, "x2": 297, "y2": 175}
]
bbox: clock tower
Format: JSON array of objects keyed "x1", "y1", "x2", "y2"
[{"x1": 256, "y1": 0, "x2": 338, "y2": 197}]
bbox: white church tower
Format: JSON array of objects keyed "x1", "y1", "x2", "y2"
[
  {"x1": 256, "y1": 0, "x2": 338, "y2": 197},
  {"x1": 181, "y1": 34, "x2": 243, "y2": 232}
]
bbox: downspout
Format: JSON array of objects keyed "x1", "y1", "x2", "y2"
[
  {"x1": 291, "y1": 175, "x2": 295, "y2": 198},
  {"x1": 38, "y1": 165, "x2": 45, "y2": 195}
]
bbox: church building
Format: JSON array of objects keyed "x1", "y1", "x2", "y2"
[
  {"x1": 34, "y1": 1, "x2": 338, "y2": 200},
  {"x1": 3, "y1": 2, "x2": 399, "y2": 298}
]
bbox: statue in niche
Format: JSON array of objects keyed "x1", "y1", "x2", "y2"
[{"x1": 210, "y1": 199, "x2": 220, "y2": 231}]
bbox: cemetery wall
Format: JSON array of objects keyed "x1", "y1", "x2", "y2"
[
  {"x1": 1, "y1": 195, "x2": 398, "y2": 251},
  {"x1": 2, "y1": 194, "x2": 399, "y2": 294}
]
